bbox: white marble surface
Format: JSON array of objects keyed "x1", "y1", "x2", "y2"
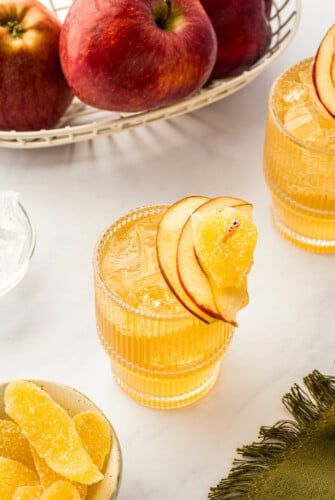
[{"x1": 1, "y1": 2, "x2": 335, "y2": 499}]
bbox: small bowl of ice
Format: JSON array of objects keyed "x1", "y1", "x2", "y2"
[{"x1": 0, "y1": 191, "x2": 36, "y2": 295}]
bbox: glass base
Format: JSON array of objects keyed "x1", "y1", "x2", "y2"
[
  {"x1": 271, "y1": 204, "x2": 335, "y2": 253},
  {"x1": 111, "y1": 359, "x2": 221, "y2": 410}
]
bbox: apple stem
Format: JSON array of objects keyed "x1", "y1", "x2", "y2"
[
  {"x1": 222, "y1": 220, "x2": 240, "y2": 243},
  {"x1": 6, "y1": 20, "x2": 23, "y2": 38},
  {"x1": 155, "y1": 0, "x2": 172, "y2": 29},
  {"x1": 164, "y1": 0, "x2": 172, "y2": 23}
]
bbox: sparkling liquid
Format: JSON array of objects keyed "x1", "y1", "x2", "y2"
[
  {"x1": 263, "y1": 58, "x2": 335, "y2": 252},
  {"x1": 94, "y1": 206, "x2": 233, "y2": 409}
]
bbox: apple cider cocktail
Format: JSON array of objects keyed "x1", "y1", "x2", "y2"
[
  {"x1": 94, "y1": 197, "x2": 257, "y2": 409},
  {"x1": 264, "y1": 56, "x2": 335, "y2": 252}
]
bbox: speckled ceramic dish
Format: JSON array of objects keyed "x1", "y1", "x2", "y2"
[{"x1": 0, "y1": 380, "x2": 122, "y2": 499}]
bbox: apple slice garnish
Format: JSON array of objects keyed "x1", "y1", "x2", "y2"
[
  {"x1": 313, "y1": 24, "x2": 335, "y2": 117},
  {"x1": 156, "y1": 195, "x2": 216, "y2": 324},
  {"x1": 191, "y1": 204, "x2": 257, "y2": 324},
  {"x1": 177, "y1": 197, "x2": 253, "y2": 324}
]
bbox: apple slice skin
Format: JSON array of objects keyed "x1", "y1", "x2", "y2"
[
  {"x1": 156, "y1": 195, "x2": 216, "y2": 324},
  {"x1": 313, "y1": 24, "x2": 335, "y2": 118},
  {"x1": 177, "y1": 197, "x2": 252, "y2": 322}
]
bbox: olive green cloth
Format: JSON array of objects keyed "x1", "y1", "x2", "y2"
[{"x1": 209, "y1": 370, "x2": 335, "y2": 499}]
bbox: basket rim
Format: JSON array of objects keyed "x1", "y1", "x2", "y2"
[{"x1": 0, "y1": 0, "x2": 301, "y2": 148}]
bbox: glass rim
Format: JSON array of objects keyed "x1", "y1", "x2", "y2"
[
  {"x1": 270, "y1": 56, "x2": 335, "y2": 156},
  {"x1": 19, "y1": 201, "x2": 36, "y2": 263},
  {"x1": 93, "y1": 204, "x2": 193, "y2": 321}
]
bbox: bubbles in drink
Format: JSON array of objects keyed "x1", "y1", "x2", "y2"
[
  {"x1": 100, "y1": 211, "x2": 184, "y2": 314},
  {"x1": 275, "y1": 59, "x2": 335, "y2": 149},
  {"x1": 129, "y1": 273, "x2": 185, "y2": 314}
]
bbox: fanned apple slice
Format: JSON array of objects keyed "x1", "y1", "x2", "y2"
[
  {"x1": 191, "y1": 205, "x2": 257, "y2": 324},
  {"x1": 156, "y1": 195, "x2": 216, "y2": 323},
  {"x1": 177, "y1": 197, "x2": 253, "y2": 322},
  {"x1": 313, "y1": 24, "x2": 335, "y2": 117}
]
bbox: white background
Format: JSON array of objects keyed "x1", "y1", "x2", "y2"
[{"x1": 1, "y1": 1, "x2": 335, "y2": 499}]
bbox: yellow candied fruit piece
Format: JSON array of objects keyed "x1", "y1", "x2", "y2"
[
  {"x1": 73, "y1": 411, "x2": 111, "y2": 470},
  {"x1": 4, "y1": 380, "x2": 103, "y2": 485},
  {"x1": 191, "y1": 206, "x2": 257, "y2": 288},
  {"x1": 31, "y1": 447, "x2": 87, "y2": 499},
  {"x1": 40, "y1": 481, "x2": 81, "y2": 499},
  {"x1": 0, "y1": 419, "x2": 35, "y2": 469},
  {"x1": 0, "y1": 456, "x2": 39, "y2": 500},
  {"x1": 191, "y1": 206, "x2": 257, "y2": 322},
  {"x1": 13, "y1": 485, "x2": 43, "y2": 500}
]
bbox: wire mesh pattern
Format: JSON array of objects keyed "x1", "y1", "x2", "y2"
[{"x1": 0, "y1": 0, "x2": 300, "y2": 149}]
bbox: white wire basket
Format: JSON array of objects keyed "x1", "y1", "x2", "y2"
[{"x1": 0, "y1": 0, "x2": 300, "y2": 149}]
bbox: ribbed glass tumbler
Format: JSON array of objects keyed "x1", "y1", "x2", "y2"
[
  {"x1": 263, "y1": 58, "x2": 335, "y2": 252},
  {"x1": 94, "y1": 206, "x2": 234, "y2": 409}
]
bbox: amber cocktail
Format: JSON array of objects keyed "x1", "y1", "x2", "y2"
[
  {"x1": 263, "y1": 58, "x2": 335, "y2": 252},
  {"x1": 94, "y1": 205, "x2": 235, "y2": 409}
]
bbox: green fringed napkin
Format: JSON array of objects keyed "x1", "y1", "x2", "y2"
[{"x1": 209, "y1": 370, "x2": 335, "y2": 499}]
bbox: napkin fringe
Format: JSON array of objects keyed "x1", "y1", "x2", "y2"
[{"x1": 208, "y1": 369, "x2": 335, "y2": 499}]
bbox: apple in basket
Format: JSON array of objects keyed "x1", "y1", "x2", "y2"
[
  {"x1": 59, "y1": 0, "x2": 217, "y2": 112},
  {"x1": 264, "y1": 0, "x2": 272, "y2": 18},
  {"x1": 200, "y1": 0, "x2": 272, "y2": 78},
  {"x1": 0, "y1": 0, "x2": 73, "y2": 131}
]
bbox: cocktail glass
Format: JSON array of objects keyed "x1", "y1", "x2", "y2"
[
  {"x1": 263, "y1": 58, "x2": 335, "y2": 252},
  {"x1": 94, "y1": 205, "x2": 234, "y2": 409}
]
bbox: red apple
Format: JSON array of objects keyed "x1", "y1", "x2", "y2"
[
  {"x1": 0, "y1": 0, "x2": 73, "y2": 131},
  {"x1": 264, "y1": 0, "x2": 272, "y2": 18},
  {"x1": 200, "y1": 0, "x2": 271, "y2": 78},
  {"x1": 59, "y1": 0, "x2": 217, "y2": 113}
]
